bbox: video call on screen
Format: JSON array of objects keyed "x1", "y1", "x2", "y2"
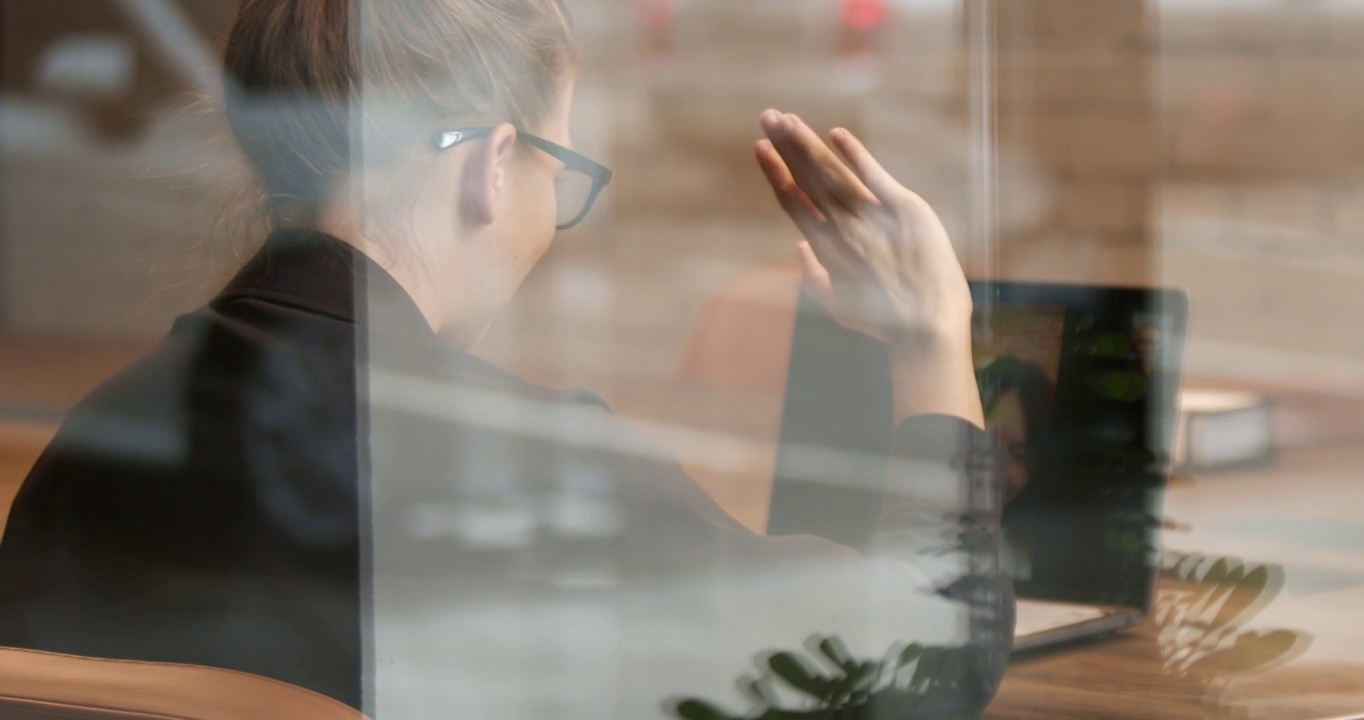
[{"x1": 977, "y1": 301, "x2": 1177, "y2": 606}]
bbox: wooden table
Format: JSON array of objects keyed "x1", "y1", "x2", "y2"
[
  {"x1": 609, "y1": 382, "x2": 1364, "y2": 720},
  {"x1": 987, "y1": 562, "x2": 1364, "y2": 720}
]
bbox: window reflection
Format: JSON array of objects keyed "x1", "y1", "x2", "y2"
[{"x1": 0, "y1": 1, "x2": 1362, "y2": 718}]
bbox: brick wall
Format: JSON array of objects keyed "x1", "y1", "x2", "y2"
[
  {"x1": 3, "y1": 0, "x2": 1362, "y2": 399},
  {"x1": 526, "y1": 0, "x2": 1364, "y2": 395},
  {"x1": 950, "y1": 0, "x2": 1364, "y2": 390},
  {"x1": 1139, "y1": 1, "x2": 1364, "y2": 389},
  {"x1": 1158, "y1": 3, "x2": 1364, "y2": 252}
]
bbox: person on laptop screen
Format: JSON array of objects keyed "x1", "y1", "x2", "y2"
[
  {"x1": 977, "y1": 355, "x2": 1054, "y2": 582},
  {"x1": 0, "y1": 2, "x2": 1012, "y2": 716}
]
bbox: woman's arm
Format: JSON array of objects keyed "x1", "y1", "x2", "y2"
[
  {"x1": 863, "y1": 414, "x2": 1014, "y2": 717},
  {"x1": 745, "y1": 111, "x2": 1012, "y2": 717},
  {"x1": 879, "y1": 333, "x2": 1014, "y2": 715}
]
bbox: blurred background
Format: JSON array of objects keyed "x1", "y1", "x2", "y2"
[
  {"x1": 5, "y1": 1, "x2": 1364, "y2": 393},
  {"x1": 1, "y1": 0, "x2": 1363, "y2": 713}
]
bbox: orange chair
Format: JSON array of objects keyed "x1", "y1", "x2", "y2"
[
  {"x1": 682, "y1": 256, "x2": 805, "y2": 393},
  {"x1": 0, "y1": 647, "x2": 364, "y2": 719}
]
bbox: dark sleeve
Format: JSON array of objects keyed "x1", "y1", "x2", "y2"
[
  {"x1": 0, "y1": 415, "x2": 182, "y2": 646},
  {"x1": 0, "y1": 430, "x2": 150, "y2": 650},
  {"x1": 594, "y1": 407, "x2": 1014, "y2": 719},
  {"x1": 0, "y1": 377, "x2": 363, "y2": 708},
  {"x1": 866, "y1": 414, "x2": 1015, "y2": 717}
]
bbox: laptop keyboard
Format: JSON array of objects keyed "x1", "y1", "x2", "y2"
[{"x1": 1014, "y1": 599, "x2": 1108, "y2": 638}]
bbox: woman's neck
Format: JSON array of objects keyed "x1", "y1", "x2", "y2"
[{"x1": 313, "y1": 206, "x2": 449, "y2": 338}]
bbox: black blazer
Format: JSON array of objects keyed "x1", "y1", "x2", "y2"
[{"x1": 0, "y1": 230, "x2": 1012, "y2": 716}]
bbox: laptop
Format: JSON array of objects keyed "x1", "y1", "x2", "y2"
[{"x1": 767, "y1": 281, "x2": 1189, "y2": 654}]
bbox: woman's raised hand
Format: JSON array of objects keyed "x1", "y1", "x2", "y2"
[
  {"x1": 754, "y1": 110, "x2": 972, "y2": 348},
  {"x1": 755, "y1": 110, "x2": 983, "y2": 427}
]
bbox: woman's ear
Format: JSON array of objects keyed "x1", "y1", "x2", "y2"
[{"x1": 460, "y1": 123, "x2": 518, "y2": 226}]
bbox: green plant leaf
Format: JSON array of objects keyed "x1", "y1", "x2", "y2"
[
  {"x1": 1174, "y1": 552, "x2": 1204, "y2": 580},
  {"x1": 675, "y1": 698, "x2": 738, "y2": 720},
  {"x1": 849, "y1": 660, "x2": 879, "y2": 690},
  {"x1": 817, "y1": 636, "x2": 855, "y2": 671},
  {"x1": 896, "y1": 643, "x2": 924, "y2": 669},
  {"x1": 768, "y1": 652, "x2": 832, "y2": 698},
  {"x1": 1201, "y1": 557, "x2": 1230, "y2": 585},
  {"x1": 908, "y1": 647, "x2": 945, "y2": 692},
  {"x1": 746, "y1": 675, "x2": 779, "y2": 708},
  {"x1": 1184, "y1": 630, "x2": 1302, "y2": 677},
  {"x1": 1207, "y1": 566, "x2": 1270, "y2": 634}
]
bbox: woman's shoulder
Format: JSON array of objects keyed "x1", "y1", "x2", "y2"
[
  {"x1": 44, "y1": 323, "x2": 207, "y2": 468},
  {"x1": 19, "y1": 302, "x2": 360, "y2": 558}
]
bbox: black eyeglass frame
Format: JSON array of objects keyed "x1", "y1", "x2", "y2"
[{"x1": 433, "y1": 127, "x2": 613, "y2": 230}]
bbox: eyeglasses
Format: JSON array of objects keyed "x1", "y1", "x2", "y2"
[{"x1": 433, "y1": 127, "x2": 613, "y2": 230}]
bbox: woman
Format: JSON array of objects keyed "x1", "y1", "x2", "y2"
[
  {"x1": 978, "y1": 356, "x2": 1056, "y2": 505},
  {"x1": 977, "y1": 356, "x2": 1055, "y2": 584},
  {"x1": 0, "y1": 1, "x2": 1011, "y2": 717}
]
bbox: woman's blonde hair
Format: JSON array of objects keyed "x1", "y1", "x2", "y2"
[{"x1": 222, "y1": 0, "x2": 579, "y2": 228}]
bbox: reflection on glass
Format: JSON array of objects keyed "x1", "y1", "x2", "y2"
[{"x1": 0, "y1": 0, "x2": 1361, "y2": 718}]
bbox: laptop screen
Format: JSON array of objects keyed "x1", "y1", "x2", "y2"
[
  {"x1": 768, "y1": 282, "x2": 1187, "y2": 611},
  {"x1": 977, "y1": 283, "x2": 1186, "y2": 609}
]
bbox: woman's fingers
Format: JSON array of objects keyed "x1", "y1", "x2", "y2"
[
  {"x1": 757, "y1": 113, "x2": 876, "y2": 284},
  {"x1": 827, "y1": 127, "x2": 903, "y2": 203},
  {"x1": 755, "y1": 139, "x2": 826, "y2": 237},
  {"x1": 758, "y1": 139, "x2": 861, "y2": 279},
  {"x1": 762, "y1": 111, "x2": 876, "y2": 215},
  {"x1": 796, "y1": 241, "x2": 836, "y2": 307},
  {"x1": 760, "y1": 111, "x2": 837, "y2": 213}
]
